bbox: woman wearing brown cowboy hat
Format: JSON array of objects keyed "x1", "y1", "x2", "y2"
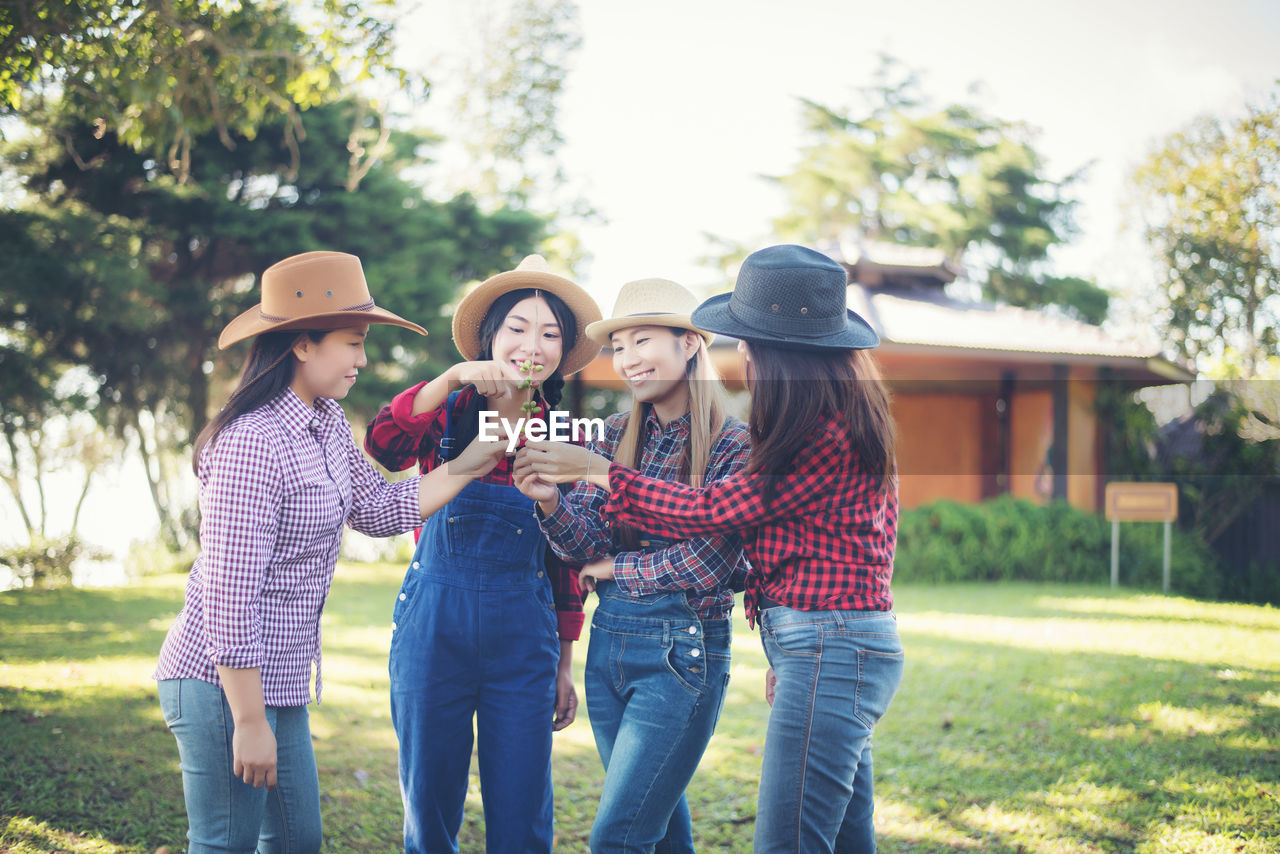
[
  {"x1": 155, "y1": 251, "x2": 508, "y2": 854},
  {"x1": 363, "y1": 255, "x2": 602, "y2": 853}
]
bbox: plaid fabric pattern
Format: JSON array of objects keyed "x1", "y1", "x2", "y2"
[
  {"x1": 364, "y1": 381, "x2": 584, "y2": 640},
  {"x1": 539, "y1": 409, "x2": 751, "y2": 620},
  {"x1": 155, "y1": 390, "x2": 423, "y2": 706},
  {"x1": 603, "y1": 414, "x2": 897, "y2": 627}
]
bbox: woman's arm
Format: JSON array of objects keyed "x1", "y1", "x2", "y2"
[
  {"x1": 553, "y1": 640, "x2": 577, "y2": 731},
  {"x1": 610, "y1": 428, "x2": 752, "y2": 595},
  {"x1": 197, "y1": 426, "x2": 280, "y2": 788},
  {"x1": 216, "y1": 665, "x2": 277, "y2": 789}
]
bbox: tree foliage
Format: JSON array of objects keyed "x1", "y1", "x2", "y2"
[
  {"x1": 0, "y1": 0, "x2": 421, "y2": 185},
  {"x1": 773, "y1": 57, "x2": 1109, "y2": 324},
  {"x1": 1, "y1": 101, "x2": 544, "y2": 548},
  {"x1": 1132, "y1": 88, "x2": 1280, "y2": 376},
  {"x1": 454, "y1": 0, "x2": 581, "y2": 207}
]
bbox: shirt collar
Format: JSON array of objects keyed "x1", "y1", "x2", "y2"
[
  {"x1": 643, "y1": 407, "x2": 691, "y2": 439},
  {"x1": 271, "y1": 388, "x2": 330, "y2": 437}
]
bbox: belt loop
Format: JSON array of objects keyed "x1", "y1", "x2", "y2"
[{"x1": 662, "y1": 621, "x2": 671, "y2": 646}]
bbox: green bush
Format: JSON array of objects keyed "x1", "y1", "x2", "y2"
[
  {"x1": 0, "y1": 535, "x2": 108, "y2": 588},
  {"x1": 124, "y1": 536, "x2": 196, "y2": 578},
  {"x1": 894, "y1": 496, "x2": 1221, "y2": 598}
]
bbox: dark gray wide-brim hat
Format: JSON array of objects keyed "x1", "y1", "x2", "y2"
[{"x1": 691, "y1": 244, "x2": 879, "y2": 351}]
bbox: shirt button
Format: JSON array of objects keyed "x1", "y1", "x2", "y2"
[
  {"x1": 412, "y1": 562, "x2": 420, "y2": 570},
  {"x1": 399, "y1": 593, "x2": 406, "y2": 601},
  {"x1": 517, "y1": 528, "x2": 523, "y2": 535},
  {"x1": 687, "y1": 626, "x2": 697, "y2": 635},
  {"x1": 391, "y1": 621, "x2": 397, "y2": 630},
  {"x1": 689, "y1": 649, "x2": 701, "y2": 658},
  {"x1": 537, "y1": 571, "x2": 544, "y2": 578}
]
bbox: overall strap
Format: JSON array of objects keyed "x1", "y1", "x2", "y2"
[{"x1": 437, "y1": 389, "x2": 465, "y2": 465}]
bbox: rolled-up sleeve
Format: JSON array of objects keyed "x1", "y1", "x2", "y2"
[
  {"x1": 539, "y1": 481, "x2": 611, "y2": 563},
  {"x1": 198, "y1": 426, "x2": 281, "y2": 669},
  {"x1": 365, "y1": 381, "x2": 446, "y2": 472}
]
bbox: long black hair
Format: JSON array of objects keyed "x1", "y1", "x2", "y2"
[
  {"x1": 445, "y1": 288, "x2": 577, "y2": 459},
  {"x1": 742, "y1": 342, "x2": 896, "y2": 505},
  {"x1": 192, "y1": 329, "x2": 328, "y2": 473}
]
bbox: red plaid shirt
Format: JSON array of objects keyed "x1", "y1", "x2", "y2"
[
  {"x1": 603, "y1": 414, "x2": 896, "y2": 626},
  {"x1": 365, "y1": 381, "x2": 584, "y2": 641}
]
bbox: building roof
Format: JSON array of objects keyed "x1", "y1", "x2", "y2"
[{"x1": 836, "y1": 240, "x2": 1194, "y2": 385}]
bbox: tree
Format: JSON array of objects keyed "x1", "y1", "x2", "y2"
[
  {"x1": 1, "y1": 0, "x2": 422, "y2": 186},
  {"x1": 1, "y1": 100, "x2": 544, "y2": 549},
  {"x1": 442, "y1": 0, "x2": 594, "y2": 271},
  {"x1": 772, "y1": 57, "x2": 1109, "y2": 325},
  {"x1": 1132, "y1": 88, "x2": 1280, "y2": 376}
]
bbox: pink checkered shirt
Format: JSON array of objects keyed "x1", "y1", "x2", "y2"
[{"x1": 155, "y1": 389, "x2": 422, "y2": 706}]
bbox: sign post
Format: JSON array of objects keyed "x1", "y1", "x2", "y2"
[{"x1": 1104, "y1": 483, "x2": 1178, "y2": 593}]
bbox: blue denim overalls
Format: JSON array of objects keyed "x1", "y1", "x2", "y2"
[
  {"x1": 584, "y1": 533, "x2": 732, "y2": 854},
  {"x1": 389, "y1": 392, "x2": 561, "y2": 854}
]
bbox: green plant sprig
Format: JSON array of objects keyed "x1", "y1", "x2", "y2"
[{"x1": 518, "y1": 359, "x2": 544, "y2": 414}]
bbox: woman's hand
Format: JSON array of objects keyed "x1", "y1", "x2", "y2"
[
  {"x1": 519, "y1": 441, "x2": 612, "y2": 488},
  {"x1": 764, "y1": 667, "x2": 777, "y2": 707},
  {"x1": 553, "y1": 664, "x2": 578, "y2": 731},
  {"x1": 449, "y1": 433, "x2": 510, "y2": 478},
  {"x1": 232, "y1": 717, "x2": 278, "y2": 789},
  {"x1": 449, "y1": 359, "x2": 528, "y2": 400},
  {"x1": 577, "y1": 556, "x2": 616, "y2": 595},
  {"x1": 512, "y1": 458, "x2": 561, "y2": 505}
]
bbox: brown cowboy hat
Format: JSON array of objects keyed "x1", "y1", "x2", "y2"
[
  {"x1": 451, "y1": 255, "x2": 603, "y2": 376},
  {"x1": 585, "y1": 278, "x2": 714, "y2": 346},
  {"x1": 218, "y1": 251, "x2": 426, "y2": 349}
]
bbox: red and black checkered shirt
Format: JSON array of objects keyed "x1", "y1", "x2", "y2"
[
  {"x1": 365, "y1": 381, "x2": 584, "y2": 641},
  {"x1": 603, "y1": 414, "x2": 897, "y2": 627}
]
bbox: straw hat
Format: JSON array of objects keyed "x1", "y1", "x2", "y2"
[
  {"x1": 219, "y1": 251, "x2": 426, "y2": 349},
  {"x1": 691, "y1": 244, "x2": 879, "y2": 351},
  {"x1": 584, "y1": 278, "x2": 714, "y2": 346},
  {"x1": 451, "y1": 255, "x2": 603, "y2": 376}
]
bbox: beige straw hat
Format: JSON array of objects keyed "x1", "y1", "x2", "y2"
[
  {"x1": 218, "y1": 251, "x2": 426, "y2": 349},
  {"x1": 585, "y1": 278, "x2": 714, "y2": 346},
  {"x1": 451, "y1": 255, "x2": 603, "y2": 376}
]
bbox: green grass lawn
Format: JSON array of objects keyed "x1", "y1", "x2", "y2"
[{"x1": 1, "y1": 566, "x2": 1277, "y2": 853}]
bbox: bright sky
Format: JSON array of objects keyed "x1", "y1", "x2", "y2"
[
  {"x1": 4, "y1": 0, "x2": 1280, "y2": 575},
  {"x1": 406, "y1": 0, "x2": 1280, "y2": 316}
]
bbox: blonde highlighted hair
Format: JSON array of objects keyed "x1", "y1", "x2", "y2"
[{"x1": 612, "y1": 332, "x2": 729, "y2": 551}]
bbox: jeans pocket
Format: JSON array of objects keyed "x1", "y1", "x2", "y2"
[
  {"x1": 853, "y1": 648, "x2": 904, "y2": 730},
  {"x1": 158, "y1": 679, "x2": 182, "y2": 727},
  {"x1": 445, "y1": 512, "x2": 536, "y2": 568},
  {"x1": 663, "y1": 634, "x2": 707, "y2": 697},
  {"x1": 763, "y1": 619, "x2": 823, "y2": 656}
]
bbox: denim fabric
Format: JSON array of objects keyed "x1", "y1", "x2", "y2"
[
  {"x1": 586, "y1": 581, "x2": 732, "y2": 853},
  {"x1": 390, "y1": 479, "x2": 561, "y2": 854},
  {"x1": 754, "y1": 606, "x2": 903, "y2": 854},
  {"x1": 157, "y1": 677, "x2": 322, "y2": 854}
]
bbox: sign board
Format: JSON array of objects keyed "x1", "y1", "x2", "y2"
[{"x1": 1105, "y1": 482, "x2": 1178, "y2": 523}]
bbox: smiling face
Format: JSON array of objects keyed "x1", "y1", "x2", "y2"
[
  {"x1": 487, "y1": 295, "x2": 565, "y2": 378},
  {"x1": 290, "y1": 324, "x2": 370, "y2": 405},
  {"x1": 611, "y1": 325, "x2": 701, "y2": 420}
]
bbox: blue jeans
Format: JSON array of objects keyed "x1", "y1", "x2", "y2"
[
  {"x1": 586, "y1": 581, "x2": 732, "y2": 853},
  {"x1": 157, "y1": 677, "x2": 322, "y2": 854},
  {"x1": 390, "y1": 479, "x2": 560, "y2": 854},
  {"x1": 755, "y1": 606, "x2": 903, "y2": 854}
]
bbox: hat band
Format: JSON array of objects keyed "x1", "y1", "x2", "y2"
[
  {"x1": 259, "y1": 299, "x2": 376, "y2": 323},
  {"x1": 727, "y1": 294, "x2": 846, "y2": 338}
]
